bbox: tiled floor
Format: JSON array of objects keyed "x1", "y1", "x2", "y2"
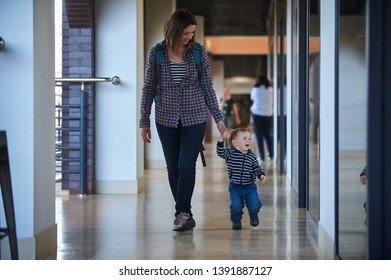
[{"x1": 44, "y1": 144, "x2": 327, "y2": 260}]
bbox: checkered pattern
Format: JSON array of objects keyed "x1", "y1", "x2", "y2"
[{"x1": 140, "y1": 43, "x2": 223, "y2": 128}]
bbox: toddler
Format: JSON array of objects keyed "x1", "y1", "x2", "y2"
[{"x1": 216, "y1": 127, "x2": 266, "y2": 230}]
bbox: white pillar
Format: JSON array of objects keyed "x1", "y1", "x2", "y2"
[
  {"x1": 0, "y1": 0, "x2": 56, "y2": 259},
  {"x1": 95, "y1": 0, "x2": 145, "y2": 193},
  {"x1": 318, "y1": 0, "x2": 337, "y2": 259}
]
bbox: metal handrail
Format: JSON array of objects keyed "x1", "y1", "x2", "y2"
[
  {"x1": 55, "y1": 76, "x2": 120, "y2": 85},
  {"x1": 55, "y1": 75, "x2": 120, "y2": 195}
]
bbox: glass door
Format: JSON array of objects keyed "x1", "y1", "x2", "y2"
[
  {"x1": 307, "y1": 0, "x2": 320, "y2": 222},
  {"x1": 337, "y1": 0, "x2": 367, "y2": 259}
]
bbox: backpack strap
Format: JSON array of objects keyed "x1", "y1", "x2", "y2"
[
  {"x1": 154, "y1": 42, "x2": 164, "y2": 104},
  {"x1": 155, "y1": 42, "x2": 164, "y2": 67},
  {"x1": 192, "y1": 43, "x2": 207, "y2": 167},
  {"x1": 200, "y1": 143, "x2": 206, "y2": 167},
  {"x1": 192, "y1": 42, "x2": 202, "y2": 79}
]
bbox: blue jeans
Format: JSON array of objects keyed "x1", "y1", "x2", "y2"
[
  {"x1": 156, "y1": 121, "x2": 206, "y2": 217},
  {"x1": 229, "y1": 182, "x2": 262, "y2": 222}
]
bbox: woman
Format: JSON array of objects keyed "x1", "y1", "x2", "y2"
[
  {"x1": 139, "y1": 9, "x2": 227, "y2": 231},
  {"x1": 250, "y1": 75, "x2": 273, "y2": 162}
]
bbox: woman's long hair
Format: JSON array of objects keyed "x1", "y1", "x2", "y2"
[
  {"x1": 254, "y1": 75, "x2": 271, "y2": 88},
  {"x1": 163, "y1": 9, "x2": 197, "y2": 50}
]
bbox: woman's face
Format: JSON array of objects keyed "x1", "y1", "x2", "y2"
[{"x1": 181, "y1": 25, "x2": 196, "y2": 45}]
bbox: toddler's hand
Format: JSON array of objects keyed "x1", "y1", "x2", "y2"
[{"x1": 260, "y1": 175, "x2": 266, "y2": 184}]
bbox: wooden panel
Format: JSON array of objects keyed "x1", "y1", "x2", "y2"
[
  {"x1": 64, "y1": 0, "x2": 93, "y2": 28},
  {"x1": 205, "y1": 37, "x2": 269, "y2": 55},
  {"x1": 205, "y1": 36, "x2": 320, "y2": 55}
]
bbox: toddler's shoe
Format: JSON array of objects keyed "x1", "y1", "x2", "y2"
[
  {"x1": 232, "y1": 220, "x2": 242, "y2": 230},
  {"x1": 250, "y1": 214, "x2": 259, "y2": 227}
]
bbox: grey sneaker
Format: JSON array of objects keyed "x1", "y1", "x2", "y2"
[
  {"x1": 173, "y1": 212, "x2": 196, "y2": 231},
  {"x1": 250, "y1": 214, "x2": 259, "y2": 227}
]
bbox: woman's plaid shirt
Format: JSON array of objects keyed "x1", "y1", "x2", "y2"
[{"x1": 139, "y1": 43, "x2": 224, "y2": 128}]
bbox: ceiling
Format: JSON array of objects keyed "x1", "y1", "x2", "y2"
[
  {"x1": 63, "y1": 0, "x2": 273, "y2": 79},
  {"x1": 177, "y1": 0, "x2": 272, "y2": 36},
  {"x1": 64, "y1": 0, "x2": 364, "y2": 79},
  {"x1": 176, "y1": 0, "x2": 272, "y2": 78}
]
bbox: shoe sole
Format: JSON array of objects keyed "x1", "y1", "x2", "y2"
[{"x1": 250, "y1": 223, "x2": 261, "y2": 230}]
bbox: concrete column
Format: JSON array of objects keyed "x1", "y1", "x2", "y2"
[
  {"x1": 0, "y1": 0, "x2": 56, "y2": 259},
  {"x1": 318, "y1": 0, "x2": 337, "y2": 259},
  {"x1": 94, "y1": 0, "x2": 145, "y2": 193}
]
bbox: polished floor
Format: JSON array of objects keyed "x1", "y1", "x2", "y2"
[{"x1": 45, "y1": 143, "x2": 327, "y2": 260}]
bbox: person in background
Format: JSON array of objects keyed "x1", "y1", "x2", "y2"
[
  {"x1": 220, "y1": 87, "x2": 241, "y2": 129},
  {"x1": 139, "y1": 9, "x2": 227, "y2": 231},
  {"x1": 309, "y1": 53, "x2": 320, "y2": 145},
  {"x1": 250, "y1": 75, "x2": 273, "y2": 163},
  {"x1": 216, "y1": 127, "x2": 266, "y2": 230}
]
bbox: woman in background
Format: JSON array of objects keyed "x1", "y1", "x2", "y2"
[{"x1": 250, "y1": 75, "x2": 273, "y2": 163}]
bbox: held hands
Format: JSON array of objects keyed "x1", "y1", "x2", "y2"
[
  {"x1": 218, "y1": 130, "x2": 229, "y2": 142},
  {"x1": 141, "y1": 127, "x2": 151, "y2": 143},
  {"x1": 217, "y1": 121, "x2": 228, "y2": 141}
]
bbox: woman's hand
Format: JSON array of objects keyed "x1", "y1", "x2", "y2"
[
  {"x1": 217, "y1": 121, "x2": 228, "y2": 138},
  {"x1": 218, "y1": 130, "x2": 229, "y2": 142},
  {"x1": 141, "y1": 127, "x2": 151, "y2": 143}
]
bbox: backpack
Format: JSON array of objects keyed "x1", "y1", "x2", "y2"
[
  {"x1": 154, "y1": 41, "x2": 206, "y2": 167},
  {"x1": 153, "y1": 41, "x2": 202, "y2": 104}
]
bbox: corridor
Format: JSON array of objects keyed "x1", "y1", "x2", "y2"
[{"x1": 45, "y1": 143, "x2": 326, "y2": 260}]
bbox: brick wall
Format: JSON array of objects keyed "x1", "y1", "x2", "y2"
[{"x1": 61, "y1": 1, "x2": 95, "y2": 194}]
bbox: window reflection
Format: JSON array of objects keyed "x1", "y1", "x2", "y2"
[
  {"x1": 337, "y1": 0, "x2": 367, "y2": 259},
  {"x1": 307, "y1": 0, "x2": 320, "y2": 222}
]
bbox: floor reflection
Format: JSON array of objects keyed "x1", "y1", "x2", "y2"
[{"x1": 46, "y1": 143, "x2": 326, "y2": 260}]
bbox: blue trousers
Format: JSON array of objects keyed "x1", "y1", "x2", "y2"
[
  {"x1": 229, "y1": 182, "x2": 262, "y2": 222},
  {"x1": 252, "y1": 114, "x2": 273, "y2": 160},
  {"x1": 156, "y1": 121, "x2": 206, "y2": 217}
]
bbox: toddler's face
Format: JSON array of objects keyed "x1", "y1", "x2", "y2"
[{"x1": 233, "y1": 131, "x2": 252, "y2": 153}]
